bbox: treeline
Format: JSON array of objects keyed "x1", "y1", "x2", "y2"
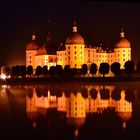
[{"x1": 2, "y1": 60, "x2": 140, "y2": 78}]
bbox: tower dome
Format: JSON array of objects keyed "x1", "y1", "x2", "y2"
[
  {"x1": 66, "y1": 22, "x2": 84, "y2": 44},
  {"x1": 26, "y1": 32, "x2": 39, "y2": 50},
  {"x1": 115, "y1": 28, "x2": 130, "y2": 48}
]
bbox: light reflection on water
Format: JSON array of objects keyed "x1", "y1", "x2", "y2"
[{"x1": 0, "y1": 83, "x2": 140, "y2": 139}]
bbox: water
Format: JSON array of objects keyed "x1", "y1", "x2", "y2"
[{"x1": 0, "y1": 82, "x2": 140, "y2": 140}]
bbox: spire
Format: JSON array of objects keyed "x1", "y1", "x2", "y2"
[
  {"x1": 46, "y1": 17, "x2": 52, "y2": 45},
  {"x1": 120, "y1": 27, "x2": 125, "y2": 38},
  {"x1": 73, "y1": 21, "x2": 77, "y2": 32},
  {"x1": 32, "y1": 31, "x2": 36, "y2": 41}
]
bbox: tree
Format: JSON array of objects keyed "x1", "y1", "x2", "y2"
[
  {"x1": 100, "y1": 87, "x2": 110, "y2": 100},
  {"x1": 56, "y1": 65, "x2": 63, "y2": 77},
  {"x1": 11, "y1": 66, "x2": 16, "y2": 78},
  {"x1": 124, "y1": 60, "x2": 134, "y2": 77},
  {"x1": 90, "y1": 88, "x2": 98, "y2": 99},
  {"x1": 35, "y1": 66, "x2": 42, "y2": 77},
  {"x1": 20, "y1": 65, "x2": 26, "y2": 78},
  {"x1": 90, "y1": 63, "x2": 97, "y2": 77},
  {"x1": 27, "y1": 65, "x2": 33, "y2": 77},
  {"x1": 136, "y1": 61, "x2": 140, "y2": 73},
  {"x1": 99, "y1": 63, "x2": 109, "y2": 77},
  {"x1": 49, "y1": 66, "x2": 56, "y2": 77},
  {"x1": 111, "y1": 62, "x2": 121, "y2": 76},
  {"x1": 42, "y1": 65, "x2": 48, "y2": 77},
  {"x1": 63, "y1": 65, "x2": 70, "y2": 77},
  {"x1": 80, "y1": 64, "x2": 88, "y2": 77}
]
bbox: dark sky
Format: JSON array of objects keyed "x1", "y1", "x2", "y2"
[{"x1": 0, "y1": 0, "x2": 140, "y2": 66}]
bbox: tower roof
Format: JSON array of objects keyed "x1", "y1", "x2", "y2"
[
  {"x1": 26, "y1": 32, "x2": 39, "y2": 50},
  {"x1": 115, "y1": 28, "x2": 130, "y2": 48},
  {"x1": 66, "y1": 22, "x2": 84, "y2": 44}
]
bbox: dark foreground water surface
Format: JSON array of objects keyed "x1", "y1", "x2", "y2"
[{"x1": 0, "y1": 82, "x2": 140, "y2": 140}]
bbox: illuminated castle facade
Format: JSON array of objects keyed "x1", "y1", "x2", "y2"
[{"x1": 26, "y1": 21, "x2": 131, "y2": 70}]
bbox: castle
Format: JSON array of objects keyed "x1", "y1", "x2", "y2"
[{"x1": 26, "y1": 21, "x2": 131, "y2": 70}]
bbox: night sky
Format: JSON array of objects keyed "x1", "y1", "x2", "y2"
[{"x1": 0, "y1": 0, "x2": 140, "y2": 66}]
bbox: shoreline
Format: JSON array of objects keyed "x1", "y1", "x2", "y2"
[{"x1": 3, "y1": 76, "x2": 140, "y2": 85}]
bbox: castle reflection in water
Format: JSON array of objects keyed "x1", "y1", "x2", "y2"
[{"x1": 26, "y1": 84, "x2": 134, "y2": 136}]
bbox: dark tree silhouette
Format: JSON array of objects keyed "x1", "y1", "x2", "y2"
[
  {"x1": 35, "y1": 65, "x2": 42, "y2": 77},
  {"x1": 70, "y1": 68, "x2": 78, "y2": 77},
  {"x1": 20, "y1": 65, "x2": 26, "y2": 78},
  {"x1": 111, "y1": 87, "x2": 121, "y2": 100},
  {"x1": 111, "y1": 62, "x2": 121, "y2": 76},
  {"x1": 125, "y1": 88, "x2": 135, "y2": 102},
  {"x1": 99, "y1": 63, "x2": 109, "y2": 77},
  {"x1": 63, "y1": 65, "x2": 70, "y2": 77},
  {"x1": 27, "y1": 65, "x2": 33, "y2": 77},
  {"x1": 15, "y1": 65, "x2": 20, "y2": 78},
  {"x1": 42, "y1": 65, "x2": 48, "y2": 77},
  {"x1": 90, "y1": 88, "x2": 98, "y2": 99},
  {"x1": 124, "y1": 60, "x2": 134, "y2": 77},
  {"x1": 49, "y1": 66, "x2": 56, "y2": 77},
  {"x1": 90, "y1": 63, "x2": 97, "y2": 77},
  {"x1": 80, "y1": 64, "x2": 88, "y2": 77},
  {"x1": 136, "y1": 61, "x2": 140, "y2": 73},
  {"x1": 11, "y1": 66, "x2": 16, "y2": 78},
  {"x1": 80, "y1": 87, "x2": 88, "y2": 98},
  {"x1": 56, "y1": 65, "x2": 63, "y2": 77},
  {"x1": 100, "y1": 87, "x2": 110, "y2": 100}
]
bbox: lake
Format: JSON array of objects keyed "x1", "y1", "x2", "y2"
[{"x1": 0, "y1": 82, "x2": 140, "y2": 140}]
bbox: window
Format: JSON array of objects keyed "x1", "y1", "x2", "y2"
[
  {"x1": 75, "y1": 51, "x2": 76, "y2": 54},
  {"x1": 75, "y1": 46, "x2": 76, "y2": 49},
  {"x1": 81, "y1": 52, "x2": 82, "y2": 54},
  {"x1": 123, "y1": 50, "x2": 125, "y2": 52},
  {"x1": 75, "y1": 56, "x2": 77, "y2": 60},
  {"x1": 68, "y1": 51, "x2": 70, "y2": 54},
  {"x1": 123, "y1": 54, "x2": 125, "y2": 57},
  {"x1": 75, "y1": 64, "x2": 77, "y2": 67},
  {"x1": 118, "y1": 54, "x2": 120, "y2": 57},
  {"x1": 123, "y1": 58, "x2": 125, "y2": 61},
  {"x1": 81, "y1": 56, "x2": 82, "y2": 60}
]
